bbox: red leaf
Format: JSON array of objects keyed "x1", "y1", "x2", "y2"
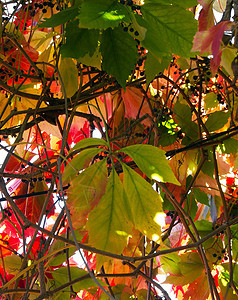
[
  {"x1": 122, "y1": 87, "x2": 151, "y2": 125},
  {"x1": 198, "y1": 0, "x2": 214, "y2": 31},
  {"x1": 192, "y1": 21, "x2": 231, "y2": 73},
  {"x1": 11, "y1": 178, "x2": 55, "y2": 223}
]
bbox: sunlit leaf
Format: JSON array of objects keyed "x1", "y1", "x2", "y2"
[
  {"x1": 62, "y1": 148, "x2": 102, "y2": 184},
  {"x1": 119, "y1": 144, "x2": 180, "y2": 185},
  {"x1": 67, "y1": 159, "x2": 108, "y2": 227},
  {"x1": 140, "y1": 3, "x2": 197, "y2": 58},
  {"x1": 87, "y1": 168, "x2": 132, "y2": 266},
  {"x1": 205, "y1": 111, "x2": 229, "y2": 131},
  {"x1": 49, "y1": 267, "x2": 104, "y2": 292},
  {"x1": 78, "y1": 0, "x2": 131, "y2": 29},
  {"x1": 58, "y1": 57, "x2": 79, "y2": 98},
  {"x1": 122, "y1": 163, "x2": 162, "y2": 242}
]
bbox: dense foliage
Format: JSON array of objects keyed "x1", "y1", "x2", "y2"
[{"x1": 0, "y1": 0, "x2": 238, "y2": 299}]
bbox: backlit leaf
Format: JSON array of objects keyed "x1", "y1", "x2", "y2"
[
  {"x1": 58, "y1": 57, "x2": 79, "y2": 98},
  {"x1": 62, "y1": 148, "x2": 102, "y2": 184},
  {"x1": 50, "y1": 267, "x2": 104, "y2": 291},
  {"x1": 122, "y1": 164, "x2": 163, "y2": 242},
  {"x1": 205, "y1": 111, "x2": 229, "y2": 131},
  {"x1": 120, "y1": 144, "x2": 180, "y2": 185},
  {"x1": 145, "y1": 52, "x2": 171, "y2": 84},
  {"x1": 87, "y1": 168, "x2": 132, "y2": 266},
  {"x1": 140, "y1": 3, "x2": 197, "y2": 58},
  {"x1": 67, "y1": 159, "x2": 108, "y2": 227},
  {"x1": 101, "y1": 27, "x2": 138, "y2": 89},
  {"x1": 78, "y1": 0, "x2": 131, "y2": 29}
]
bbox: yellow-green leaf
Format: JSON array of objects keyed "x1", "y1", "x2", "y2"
[
  {"x1": 67, "y1": 159, "x2": 108, "y2": 227},
  {"x1": 59, "y1": 57, "x2": 78, "y2": 98},
  {"x1": 120, "y1": 144, "x2": 180, "y2": 185},
  {"x1": 71, "y1": 137, "x2": 108, "y2": 152},
  {"x1": 87, "y1": 168, "x2": 132, "y2": 267},
  {"x1": 122, "y1": 164, "x2": 163, "y2": 243},
  {"x1": 62, "y1": 148, "x2": 102, "y2": 184}
]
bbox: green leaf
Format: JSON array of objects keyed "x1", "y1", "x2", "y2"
[
  {"x1": 78, "y1": 46, "x2": 102, "y2": 70},
  {"x1": 145, "y1": 52, "x2": 171, "y2": 84},
  {"x1": 184, "y1": 193, "x2": 197, "y2": 220},
  {"x1": 87, "y1": 168, "x2": 132, "y2": 266},
  {"x1": 164, "y1": 252, "x2": 203, "y2": 285},
  {"x1": 50, "y1": 267, "x2": 104, "y2": 291},
  {"x1": 221, "y1": 47, "x2": 237, "y2": 77},
  {"x1": 140, "y1": 3, "x2": 197, "y2": 58},
  {"x1": 221, "y1": 138, "x2": 238, "y2": 154},
  {"x1": 122, "y1": 164, "x2": 163, "y2": 242},
  {"x1": 61, "y1": 21, "x2": 99, "y2": 59},
  {"x1": 71, "y1": 137, "x2": 108, "y2": 152},
  {"x1": 78, "y1": 0, "x2": 131, "y2": 29},
  {"x1": 193, "y1": 188, "x2": 210, "y2": 206},
  {"x1": 204, "y1": 92, "x2": 219, "y2": 109},
  {"x1": 205, "y1": 111, "x2": 229, "y2": 132},
  {"x1": 119, "y1": 144, "x2": 180, "y2": 185},
  {"x1": 101, "y1": 27, "x2": 138, "y2": 89},
  {"x1": 160, "y1": 252, "x2": 181, "y2": 274},
  {"x1": 62, "y1": 148, "x2": 102, "y2": 184},
  {"x1": 173, "y1": 101, "x2": 198, "y2": 139},
  {"x1": 38, "y1": 6, "x2": 79, "y2": 28},
  {"x1": 67, "y1": 159, "x2": 108, "y2": 228},
  {"x1": 59, "y1": 57, "x2": 78, "y2": 98}
]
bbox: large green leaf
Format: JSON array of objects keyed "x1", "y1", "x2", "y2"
[
  {"x1": 100, "y1": 27, "x2": 138, "y2": 89},
  {"x1": 122, "y1": 164, "x2": 163, "y2": 242},
  {"x1": 140, "y1": 3, "x2": 197, "y2": 58},
  {"x1": 119, "y1": 144, "x2": 180, "y2": 185},
  {"x1": 61, "y1": 20, "x2": 99, "y2": 59},
  {"x1": 38, "y1": 6, "x2": 79, "y2": 28},
  {"x1": 78, "y1": 0, "x2": 131, "y2": 29},
  {"x1": 205, "y1": 111, "x2": 229, "y2": 132},
  {"x1": 87, "y1": 168, "x2": 132, "y2": 266},
  {"x1": 58, "y1": 57, "x2": 79, "y2": 98},
  {"x1": 62, "y1": 148, "x2": 102, "y2": 184},
  {"x1": 66, "y1": 159, "x2": 108, "y2": 227}
]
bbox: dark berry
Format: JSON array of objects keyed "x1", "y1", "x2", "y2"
[
  {"x1": 123, "y1": 27, "x2": 128, "y2": 32},
  {"x1": 134, "y1": 31, "x2": 139, "y2": 36},
  {"x1": 42, "y1": 8, "x2": 47, "y2": 13},
  {"x1": 212, "y1": 253, "x2": 217, "y2": 257},
  {"x1": 129, "y1": 27, "x2": 134, "y2": 32}
]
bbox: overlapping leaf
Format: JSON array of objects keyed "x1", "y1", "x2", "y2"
[
  {"x1": 58, "y1": 57, "x2": 79, "y2": 98},
  {"x1": 87, "y1": 168, "x2": 132, "y2": 265},
  {"x1": 119, "y1": 144, "x2": 180, "y2": 185},
  {"x1": 140, "y1": 3, "x2": 197, "y2": 58},
  {"x1": 78, "y1": 0, "x2": 131, "y2": 29},
  {"x1": 122, "y1": 164, "x2": 163, "y2": 243},
  {"x1": 66, "y1": 159, "x2": 108, "y2": 227},
  {"x1": 101, "y1": 27, "x2": 138, "y2": 88},
  {"x1": 61, "y1": 20, "x2": 99, "y2": 59}
]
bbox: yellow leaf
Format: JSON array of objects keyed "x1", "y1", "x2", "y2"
[{"x1": 59, "y1": 57, "x2": 78, "y2": 98}]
